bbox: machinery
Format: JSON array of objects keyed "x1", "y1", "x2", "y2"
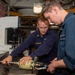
[{"x1": 0, "y1": 57, "x2": 48, "y2": 75}]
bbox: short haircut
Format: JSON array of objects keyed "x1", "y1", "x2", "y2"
[
  {"x1": 37, "y1": 16, "x2": 49, "y2": 26},
  {"x1": 42, "y1": 0, "x2": 62, "y2": 15}
]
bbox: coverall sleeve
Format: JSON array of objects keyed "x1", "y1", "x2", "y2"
[
  {"x1": 10, "y1": 33, "x2": 35, "y2": 57},
  {"x1": 30, "y1": 30, "x2": 57, "y2": 59},
  {"x1": 63, "y1": 18, "x2": 75, "y2": 70}
]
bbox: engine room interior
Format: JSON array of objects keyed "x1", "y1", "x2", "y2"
[{"x1": 0, "y1": 0, "x2": 75, "y2": 75}]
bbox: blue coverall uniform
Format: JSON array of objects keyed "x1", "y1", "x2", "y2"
[
  {"x1": 55, "y1": 12, "x2": 75, "y2": 75},
  {"x1": 10, "y1": 29, "x2": 58, "y2": 75}
]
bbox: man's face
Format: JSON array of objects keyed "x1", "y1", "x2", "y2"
[
  {"x1": 37, "y1": 21, "x2": 49, "y2": 35},
  {"x1": 44, "y1": 9, "x2": 61, "y2": 25}
]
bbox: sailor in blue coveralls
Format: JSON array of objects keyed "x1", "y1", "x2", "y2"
[
  {"x1": 42, "y1": 0, "x2": 75, "y2": 75},
  {"x1": 2, "y1": 16, "x2": 58, "y2": 75}
]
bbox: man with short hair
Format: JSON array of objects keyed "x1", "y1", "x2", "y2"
[
  {"x1": 42, "y1": 0, "x2": 75, "y2": 75},
  {"x1": 2, "y1": 16, "x2": 58, "y2": 75}
]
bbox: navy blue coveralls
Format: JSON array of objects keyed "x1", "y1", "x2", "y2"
[
  {"x1": 55, "y1": 12, "x2": 75, "y2": 75},
  {"x1": 10, "y1": 29, "x2": 58, "y2": 75}
]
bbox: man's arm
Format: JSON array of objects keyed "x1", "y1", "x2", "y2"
[
  {"x1": 62, "y1": 19, "x2": 75, "y2": 70},
  {"x1": 2, "y1": 32, "x2": 36, "y2": 64},
  {"x1": 30, "y1": 30, "x2": 57, "y2": 59},
  {"x1": 47, "y1": 59, "x2": 66, "y2": 74},
  {"x1": 19, "y1": 30, "x2": 57, "y2": 64},
  {"x1": 10, "y1": 33, "x2": 35, "y2": 58}
]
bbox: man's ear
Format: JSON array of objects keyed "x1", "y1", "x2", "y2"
[{"x1": 52, "y1": 6, "x2": 58, "y2": 14}]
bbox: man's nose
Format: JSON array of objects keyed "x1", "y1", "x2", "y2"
[{"x1": 42, "y1": 28, "x2": 45, "y2": 31}]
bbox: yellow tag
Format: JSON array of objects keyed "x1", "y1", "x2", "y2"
[{"x1": 35, "y1": 42, "x2": 41, "y2": 44}]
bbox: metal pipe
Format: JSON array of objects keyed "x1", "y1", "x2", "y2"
[{"x1": 0, "y1": 61, "x2": 18, "y2": 65}]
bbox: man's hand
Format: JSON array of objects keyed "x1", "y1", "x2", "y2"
[
  {"x1": 47, "y1": 62, "x2": 56, "y2": 74},
  {"x1": 47, "y1": 58, "x2": 57, "y2": 74},
  {"x1": 47, "y1": 59, "x2": 67, "y2": 74},
  {"x1": 19, "y1": 56, "x2": 32, "y2": 65},
  {"x1": 2, "y1": 55, "x2": 12, "y2": 64},
  {"x1": 50, "y1": 58, "x2": 57, "y2": 63}
]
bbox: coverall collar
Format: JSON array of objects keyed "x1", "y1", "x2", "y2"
[{"x1": 60, "y1": 11, "x2": 74, "y2": 29}]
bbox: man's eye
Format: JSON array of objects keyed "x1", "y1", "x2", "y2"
[{"x1": 46, "y1": 17, "x2": 49, "y2": 19}]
